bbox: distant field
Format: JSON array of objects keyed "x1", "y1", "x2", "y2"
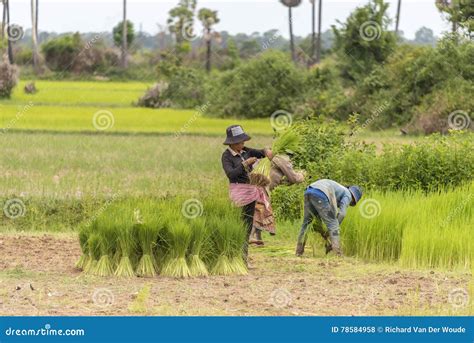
[
  {"x1": 0, "y1": 80, "x2": 273, "y2": 135},
  {"x1": 0, "y1": 131, "x2": 272, "y2": 198}
]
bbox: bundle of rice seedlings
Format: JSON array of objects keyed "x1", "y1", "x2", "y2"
[
  {"x1": 94, "y1": 225, "x2": 116, "y2": 277},
  {"x1": 249, "y1": 172, "x2": 270, "y2": 187},
  {"x1": 187, "y1": 217, "x2": 210, "y2": 277},
  {"x1": 83, "y1": 233, "x2": 101, "y2": 274},
  {"x1": 114, "y1": 211, "x2": 137, "y2": 277},
  {"x1": 135, "y1": 200, "x2": 163, "y2": 277},
  {"x1": 210, "y1": 214, "x2": 245, "y2": 276},
  {"x1": 225, "y1": 213, "x2": 248, "y2": 275},
  {"x1": 160, "y1": 206, "x2": 192, "y2": 278},
  {"x1": 75, "y1": 226, "x2": 90, "y2": 270},
  {"x1": 252, "y1": 128, "x2": 301, "y2": 179}
]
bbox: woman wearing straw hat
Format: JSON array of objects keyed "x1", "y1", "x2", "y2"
[{"x1": 221, "y1": 125, "x2": 273, "y2": 266}]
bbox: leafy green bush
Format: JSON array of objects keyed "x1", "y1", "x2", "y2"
[
  {"x1": 206, "y1": 50, "x2": 305, "y2": 118},
  {"x1": 332, "y1": 0, "x2": 397, "y2": 81},
  {"x1": 42, "y1": 33, "x2": 84, "y2": 71},
  {"x1": 271, "y1": 120, "x2": 474, "y2": 221},
  {"x1": 355, "y1": 35, "x2": 474, "y2": 128}
]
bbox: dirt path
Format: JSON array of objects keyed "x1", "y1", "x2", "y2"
[{"x1": 0, "y1": 234, "x2": 471, "y2": 316}]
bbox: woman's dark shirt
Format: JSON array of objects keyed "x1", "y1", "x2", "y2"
[{"x1": 221, "y1": 147, "x2": 266, "y2": 184}]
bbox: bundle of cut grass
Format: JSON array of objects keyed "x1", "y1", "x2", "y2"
[
  {"x1": 187, "y1": 217, "x2": 210, "y2": 277},
  {"x1": 252, "y1": 128, "x2": 301, "y2": 181}
]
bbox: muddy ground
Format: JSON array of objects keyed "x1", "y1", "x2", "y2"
[{"x1": 0, "y1": 233, "x2": 471, "y2": 316}]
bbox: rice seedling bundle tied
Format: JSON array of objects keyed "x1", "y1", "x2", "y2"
[
  {"x1": 76, "y1": 196, "x2": 248, "y2": 278},
  {"x1": 251, "y1": 128, "x2": 301, "y2": 185}
]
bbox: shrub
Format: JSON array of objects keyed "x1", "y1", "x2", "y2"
[
  {"x1": 42, "y1": 33, "x2": 83, "y2": 71},
  {"x1": 206, "y1": 50, "x2": 305, "y2": 118},
  {"x1": 0, "y1": 56, "x2": 19, "y2": 99},
  {"x1": 413, "y1": 78, "x2": 474, "y2": 134},
  {"x1": 136, "y1": 82, "x2": 171, "y2": 108},
  {"x1": 271, "y1": 120, "x2": 474, "y2": 222}
]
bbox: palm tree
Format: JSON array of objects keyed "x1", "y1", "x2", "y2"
[
  {"x1": 31, "y1": 0, "x2": 40, "y2": 73},
  {"x1": 280, "y1": 0, "x2": 302, "y2": 62},
  {"x1": 198, "y1": 8, "x2": 220, "y2": 73},
  {"x1": 316, "y1": 0, "x2": 322, "y2": 64},
  {"x1": 395, "y1": 0, "x2": 402, "y2": 34},
  {"x1": 121, "y1": 0, "x2": 128, "y2": 68},
  {"x1": 4, "y1": 0, "x2": 14, "y2": 64},
  {"x1": 310, "y1": 0, "x2": 315, "y2": 63}
]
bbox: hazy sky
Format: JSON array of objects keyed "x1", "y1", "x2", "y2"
[{"x1": 8, "y1": 0, "x2": 451, "y2": 39}]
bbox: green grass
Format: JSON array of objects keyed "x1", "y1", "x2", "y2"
[
  {"x1": 0, "y1": 80, "x2": 272, "y2": 135},
  {"x1": 0, "y1": 132, "x2": 272, "y2": 199},
  {"x1": 342, "y1": 185, "x2": 474, "y2": 270}
]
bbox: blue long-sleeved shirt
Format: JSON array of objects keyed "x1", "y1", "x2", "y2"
[{"x1": 308, "y1": 179, "x2": 353, "y2": 223}]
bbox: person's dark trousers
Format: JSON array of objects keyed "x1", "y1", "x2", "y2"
[{"x1": 241, "y1": 201, "x2": 256, "y2": 265}]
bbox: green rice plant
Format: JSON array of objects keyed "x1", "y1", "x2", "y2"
[
  {"x1": 342, "y1": 184, "x2": 474, "y2": 270},
  {"x1": 160, "y1": 204, "x2": 192, "y2": 278},
  {"x1": 83, "y1": 233, "x2": 101, "y2": 274},
  {"x1": 253, "y1": 128, "x2": 301, "y2": 176},
  {"x1": 209, "y1": 210, "x2": 247, "y2": 276},
  {"x1": 187, "y1": 217, "x2": 210, "y2": 277},
  {"x1": 93, "y1": 224, "x2": 117, "y2": 277},
  {"x1": 75, "y1": 226, "x2": 90, "y2": 270},
  {"x1": 134, "y1": 202, "x2": 163, "y2": 278},
  {"x1": 112, "y1": 204, "x2": 137, "y2": 277}
]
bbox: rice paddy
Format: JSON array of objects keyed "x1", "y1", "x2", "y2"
[
  {"x1": 0, "y1": 80, "x2": 472, "y2": 315},
  {"x1": 341, "y1": 184, "x2": 474, "y2": 270},
  {"x1": 0, "y1": 80, "x2": 271, "y2": 135}
]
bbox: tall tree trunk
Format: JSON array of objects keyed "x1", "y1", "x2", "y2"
[
  {"x1": 206, "y1": 28, "x2": 211, "y2": 73},
  {"x1": 311, "y1": 0, "x2": 316, "y2": 64},
  {"x1": 289, "y1": 7, "x2": 295, "y2": 62},
  {"x1": 1, "y1": 1, "x2": 6, "y2": 40},
  {"x1": 121, "y1": 0, "x2": 128, "y2": 68},
  {"x1": 316, "y1": 0, "x2": 322, "y2": 64},
  {"x1": 395, "y1": 0, "x2": 401, "y2": 34},
  {"x1": 31, "y1": 0, "x2": 40, "y2": 73},
  {"x1": 6, "y1": 0, "x2": 14, "y2": 64}
]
